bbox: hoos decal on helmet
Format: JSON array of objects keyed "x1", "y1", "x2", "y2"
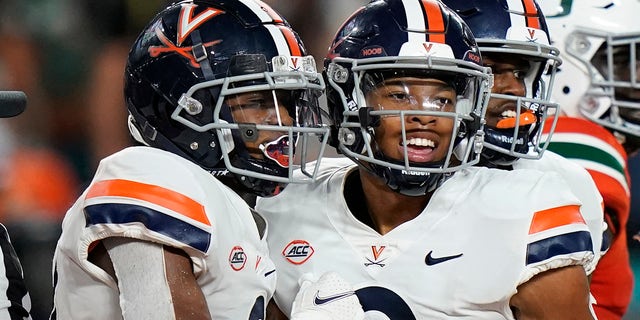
[
  {"x1": 125, "y1": 0, "x2": 330, "y2": 196},
  {"x1": 541, "y1": 0, "x2": 640, "y2": 153},
  {"x1": 444, "y1": 0, "x2": 563, "y2": 167},
  {"x1": 324, "y1": 0, "x2": 492, "y2": 196}
]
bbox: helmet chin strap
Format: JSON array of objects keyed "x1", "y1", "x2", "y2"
[
  {"x1": 375, "y1": 154, "x2": 447, "y2": 196},
  {"x1": 351, "y1": 112, "x2": 468, "y2": 197},
  {"x1": 481, "y1": 125, "x2": 531, "y2": 166},
  {"x1": 226, "y1": 134, "x2": 292, "y2": 197},
  {"x1": 481, "y1": 109, "x2": 540, "y2": 167},
  {"x1": 227, "y1": 151, "x2": 287, "y2": 197},
  {"x1": 351, "y1": 147, "x2": 447, "y2": 197}
]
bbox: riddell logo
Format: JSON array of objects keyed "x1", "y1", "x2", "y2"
[
  {"x1": 229, "y1": 246, "x2": 247, "y2": 271},
  {"x1": 283, "y1": 240, "x2": 314, "y2": 265}
]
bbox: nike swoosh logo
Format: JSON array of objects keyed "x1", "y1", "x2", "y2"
[
  {"x1": 313, "y1": 290, "x2": 356, "y2": 305},
  {"x1": 425, "y1": 250, "x2": 463, "y2": 266},
  {"x1": 264, "y1": 269, "x2": 276, "y2": 277}
]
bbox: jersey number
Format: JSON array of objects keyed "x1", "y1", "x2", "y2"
[{"x1": 355, "y1": 286, "x2": 417, "y2": 319}]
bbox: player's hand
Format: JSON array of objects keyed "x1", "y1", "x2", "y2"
[{"x1": 290, "y1": 272, "x2": 365, "y2": 320}]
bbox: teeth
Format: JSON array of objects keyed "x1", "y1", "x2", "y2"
[
  {"x1": 407, "y1": 138, "x2": 435, "y2": 147},
  {"x1": 500, "y1": 110, "x2": 517, "y2": 118}
]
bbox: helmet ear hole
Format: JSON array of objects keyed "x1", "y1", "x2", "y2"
[{"x1": 457, "y1": 120, "x2": 468, "y2": 138}]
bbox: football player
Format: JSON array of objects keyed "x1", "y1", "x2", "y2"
[
  {"x1": 441, "y1": 0, "x2": 605, "y2": 294},
  {"x1": 540, "y1": 0, "x2": 640, "y2": 318},
  {"x1": 50, "y1": 0, "x2": 328, "y2": 319},
  {"x1": 257, "y1": 0, "x2": 597, "y2": 319}
]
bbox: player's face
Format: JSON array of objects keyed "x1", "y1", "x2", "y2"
[
  {"x1": 593, "y1": 43, "x2": 640, "y2": 126},
  {"x1": 483, "y1": 55, "x2": 536, "y2": 129},
  {"x1": 226, "y1": 90, "x2": 294, "y2": 164},
  {"x1": 365, "y1": 77, "x2": 456, "y2": 163}
]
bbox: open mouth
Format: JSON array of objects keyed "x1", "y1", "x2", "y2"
[
  {"x1": 259, "y1": 135, "x2": 290, "y2": 168},
  {"x1": 399, "y1": 136, "x2": 438, "y2": 162}
]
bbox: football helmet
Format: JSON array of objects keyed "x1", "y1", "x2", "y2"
[
  {"x1": 444, "y1": 0, "x2": 562, "y2": 167},
  {"x1": 324, "y1": 0, "x2": 492, "y2": 196},
  {"x1": 125, "y1": 0, "x2": 329, "y2": 197},
  {"x1": 541, "y1": 0, "x2": 640, "y2": 153}
]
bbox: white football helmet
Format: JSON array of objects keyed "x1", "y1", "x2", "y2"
[{"x1": 540, "y1": 0, "x2": 640, "y2": 151}]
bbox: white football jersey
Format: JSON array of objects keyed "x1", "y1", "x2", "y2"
[
  {"x1": 257, "y1": 157, "x2": 595, "y2": 319},
  {"x1": 515, "y1": 150, "x2": 605, "y2": 274},
  {"x1": 52, "y1": 146, "x2": 275, "y2": 320}
]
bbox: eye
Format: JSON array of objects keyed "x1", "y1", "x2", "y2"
[
  {"x1": 435, "y1": 97, "x2": 452, "y2": 105},
  {"x1": 387, "y1": 91, "x2": 412, "y2": 102},
  {"x1": 513, "y1": 69, "x2": 530, "y2": 80},
  {"x1": 432, "y1": 96, "x2": 454, "y2": 110}
]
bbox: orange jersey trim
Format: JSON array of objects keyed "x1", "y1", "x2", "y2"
[
  {"x1": 529, "y1": 205, "x2": 584, "y2": 234},
  {"x1": 86, "y1": 179, "x2": 210, "y2": 226}
]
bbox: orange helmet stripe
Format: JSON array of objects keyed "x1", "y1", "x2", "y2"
[
  {"x1": 253, "y1": 0, "x2": 284, "y2": 23},
  {"x1": 279, "y1": 26, "x2": 303, "y2": 56},
  {"x1": 421, "y1": 0, "x2": 446, "y2": 43},
  {"x1": 521, "y1": 0, "x2": 541, "y2": 29}
]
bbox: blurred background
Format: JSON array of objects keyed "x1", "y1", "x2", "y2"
[{"x1": 0, "y1": 1, "x2": 638, "y2": 319}]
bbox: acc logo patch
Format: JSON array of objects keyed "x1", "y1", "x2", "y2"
[
  {"x1": 282, "y1": 240, "x2": 314, "y2": 265},
  {"x1": 229, "y1": 246, "x2": 247, "y2": 271}
]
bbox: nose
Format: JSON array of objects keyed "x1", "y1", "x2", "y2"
[{"x1": 406, "y1": 112, "x2": 438, "y2": 126}]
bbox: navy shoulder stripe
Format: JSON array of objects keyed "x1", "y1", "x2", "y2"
[
  {"x1": 85, "y1": 203, "x2": 211, "y2": 253},
  {"x1": 526, "y1": 230, "x2": 593, "y2": 265}
]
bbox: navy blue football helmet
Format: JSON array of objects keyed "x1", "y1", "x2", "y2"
[
  {"x1": 324, "y1": 0, "x2": 492, "y2": 196},
  {"x1": 443, "y1": 0, "x2": 562, "y2": 167},
  {"x1": 125, "y1": 0, "x2": 329, "y2": 196}
]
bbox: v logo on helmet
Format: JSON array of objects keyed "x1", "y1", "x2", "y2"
[
  {"x1": 177, "y1": 4, "x2": 225, "y2": 46},
  {"x1": 290, "y1": 57, "x2": 299, "y2": 70},
  {"x1": 526, "y1": 28, "x2": 538, "y2": 43},
  {"x1": 423, "y1": 43, "x2": 434, "y2": 53}
]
